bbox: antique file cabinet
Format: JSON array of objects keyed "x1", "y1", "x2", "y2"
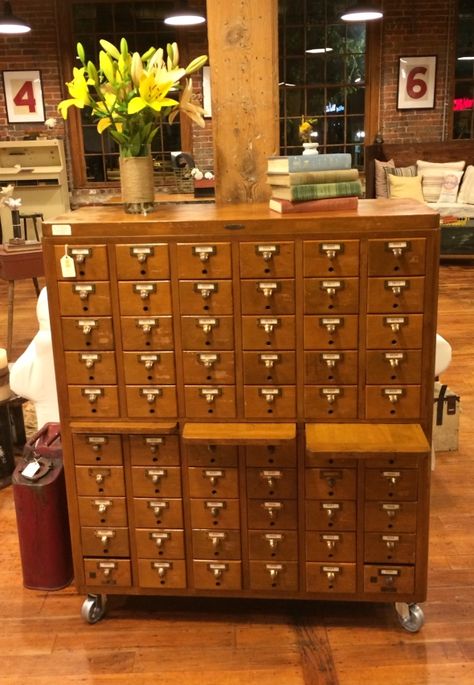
[{"x1": 42, "y1": 200, "x2": 439, "y2": 630}]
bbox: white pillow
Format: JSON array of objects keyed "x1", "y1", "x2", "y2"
[
  {"x1": 416, "y1": 160, "x2": 466, "y2": 203},
  {"x1": 458, "y1": 165, "x2": 474, "y2": 204},
  {"x1": 437, "y1": 170, "x2": 464, "y2": 204}
]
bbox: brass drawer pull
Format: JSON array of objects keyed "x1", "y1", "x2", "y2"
[
  {"x1": 200, "y1": 387, "x2": 222, "y2": 403},
  {"x1": 386, "y1": 241, "x2": 409, "y2": 257},
  {"x1": 384, "y1": 316, "x2": 406, "y2": 332},
  {"x1": 152, "y1": 561, "x2": 171, "y2": 578},
  {"x1": 385, "y1": 280, "x2": 408, "y2": 296},
  {"x1": 137, "y1": 318, "x2": 158, "y2": 334},
  {"x1": 264, "y1": 533, "x2": 283, "y2": 550},
  {"x1": 194, "y1": 282, "x2": 217, "y2": 299},
  {"x1": 259, "y1": 353, "x2": 280, "y2": 368},
  {"x1": 320, "y1": 387, "x2": 342, "y2": 404},
  {"x1": 260, "y1": 470, "x2": 282, "y2": 488},
  {"x1": 263, "y1": 502, "x2": 282, "y2": 520},
  {"x1": 93, "y1": 499, "x2": 111, "y2": 514},
  {"x1": 193, "y1": 245, "x2": 216, "y2": 262},
  {"x1": 384, "y1": 352, "x2": 404, "y2": 367},
  {"x1": 145, "y1": 437, "x2": 164, "y2": 453},
  {"x1": 320, "y1": 317, "x2": 342, "y2": 333},
  {"x1": 321, "y1": 280, "x2": 343, "y2": 297},
  {"x1": 257, "y1": 282, "x2": 279, "y2": 298},
  {"x1": 130, "y1": 245, "x2": 154, "y2": 263},
  {"x1": 134, "y1": 283, "x2": 156, "y2": 300},
  {"x1": 208, "y1": 563, "x2": 227, "y2": 579},
  {"x1": 80, "y1": 353, "x2": 100, "y2": 369},
  {"x1": 198, "y1": 317, "x2": 218, "y2": 334},
  {"x1": 148, "y1": 500, "x2": 168, "y2": 517},
  {"x1": 208, "y1": 532, "x2": 226, "y2": 548},
  {"x1": 150, "y1": 532, "x2": 170, "y2": 548},
  {"x1": 82, "y1": 388, "x2": 103, "y2": 404},
  {"x1": 321, "y1": 352, "x2": 342, "y2": 368},
  {"x1": 95, "y1": 529, "x2": 115, "y2": 546},
  {"x1": 320, "y1": 243, "x2": 343, "y2": 260},
  {"x1": 383, "y1": 470, "x2": 401, "y2": 485},
  {"x1": 140, "y1": 387, "x2": 163, "y2": 404},
  {"x1": 139, "y1": 353, "x2": 160, "y2": 370},
  {"x1": 322, "y1": 534, "x2": 341, "y2": 550},
  {"x1": 382, "y1": 535, "x2": 400, "y2": 550},
  {"x1": 206, "y1": 501, "x2": 225, "y2": 517},
  {"x1": 266, "y1": 564, "x2": 282, "y2": 581},
  {"x1": 256, "y1": 244, "x2": 279, "y2": 261},
  {"x1": 98, "y1": 561, "x2": 117, "y2": 578},
  {"x1": 198, "y1": 352, "x2": 219, "y2": 368},
  {"x1": 146, "y1": 468, "x2": 165, "y2": 484},
  {"x1": 322, "y1": 565, "x2": 341, "y2": 582},
  {"x1": 74, "y1": 284, "x2": 95, "y2": 300},
  {"x1": 204, "y1": 469, "x2": 223, "y2": 486},
  {"x1": 70, "y1": 247, "x2": 92, "y2": 264},
  {"x1": 383, "y1": 388, "x2": 404, "y2": 403},
  {"x1": 382, "y1": 503, "x2": 400, "y2": 518},
  {"x1": 258, "y1": 318, "x2": 280, "y2": 335},
  {"x1": 77, "y1": 319, "x2": 97, "y2": 336}
]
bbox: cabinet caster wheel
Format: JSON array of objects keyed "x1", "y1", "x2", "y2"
[
  {"x1": 395, "y1": 602, "x2": 424, "y2": 632},
  {"x1": 81, "y1": 594, "x2": 107, "y2": 624}
]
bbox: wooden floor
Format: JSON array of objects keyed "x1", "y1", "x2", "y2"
[{"x1": 0, "y1": 262, "x2": 473, "y2": 685}]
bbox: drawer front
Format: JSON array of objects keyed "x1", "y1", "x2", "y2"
[
  {"x1": 364, "y1": 501, "x2": 417, "y2": 532},
  {"x1": 118, "y1": 281, "x2": 172, "y2": 315},
  {"x1": 368, "y1": 238, "x2": 426, "y2": 276},
  {"x1": 192, "y1": 560, "x2": 241, "y2": 590},
  {"x1": 78, "y1": 496, "x2": 128, "y2": 526},
  {"x1": 123, "y1": 351, "x2": 175, "y2": 384},
  {"x1": 54, "y1": 245, "x2": 108, "y2": 281},
  {"x1": 188, "y1": 467, "x2": 239, "y2": 498},
  {"x1": 303, "y1": 240, "x2": 360, "y2": 277},
  {"x1": 304, "y1": 386, "x2": 358, "y2": 420},
  {"x1": 362, "y1": 453, "x2": 422, "y2": 469},
  {"x1": 83, "y1": 558, "x2": 131, "y2": 587},
  {"x1": 192, "y1": 529, "x2": 242, "y2": 560},
  {"x1": 138, "y1": 559, "x2": 187, "y2": 588},
  {"x1": 304, "y1": 315, "x2": 358, "y2": 349},
  {"x1": 249, "y1": 561, "x2": 298, "y2": 591},
  {"x1": 75, "y1": 465, "x2": 125, "y2": 497},
  {"x1": 178, "y1": 280, "x2": 233, "y2": 315},
  {"x1": 190, "y1": 499, "x2": 241, "y2": 529},
  {"x1": 305, "y1": 454, "x2": 358, "y2": 469},
  {"x1": 115, "y1": 243, "x2": 169, "y2": 279},
  {"x1": 241, "y1": 315, "x2": 296, "y2": 350},
  {"x1": 58, "y1": 282, "x2": 111, "y2": 316},
  {"x1": 182, "y1": 351, "x2": 235, "y2": 385},
  {"x1": 365, "y1": 386, "x2": 421, "y2": 420},
  {"x1": 366, "y1": 314, "x2": 423, "y2": 349},
  {"x1": 239, "y1": 241, "x2": 295, "y2": 278},
  {"x1": 121, "y1": 316, "x2": 174, "y2": 350},
  {"x1": 364, "y1": 532, "x2": 416, "y2": 564},
  {"x1": 131, "y1": 466, "x2": 182, "y2": 497},
  {"x1": 243, "y1": 386, "x2": 296, "y2": 419},
  {"x1": 247, "y1": 499, "x2": 297, "y2": 530},
  {"x1": 304, "y1": 351, "x2": 358, "y2": 385},
  {"x1": 135, "y1": 529, "x2": 185, "y2": 558},
  {"x1": 365, "y1": 468, "x2": 418, "y2": 501},
  {"x1": 65, "y1": 351, "x2": 117, "y2": 385},
  {"x1": 185, "y1": 443, "x2": 239, "y2": 467},
  {"x1": 367, "y1": 277, "x2": 424, "y2": 313},
  {"x1": 61, "y1": 317, "x2": 114, "y2": 350},
  {"x1": 363, "y1": 564, "x2": 415, "y2": 595},
  {"x1": 248, "y1": 530, "x2": 298, "y2": 561},
  {"x1": 180, "y1": 316, "x2": 234, "y2": 350},
  {"x1": 306, "y1": 562, "x2": 356, "y2": 594},
  {"x1": 243, "y1": 351, "x2": 296, "y2": 385},
  {"x1": 68, "y1": 385, "x2": 119, "y2": 418},
  {"x1": 133, "y1": 498, "x2": 184, "y2": 528},
  {"x1": 125, "y1": 386, "x2": 177, "y2": 418},
  {"x1": 129, "y1": 435, "x2": 180, "y2": 466},
  {"x1": 176, "y1": 242, "x2": 232, "y2": 279},
  {"x1": 366, "y1": 350, "x2": 422, "y2": 384},
  {"x1": 246, "y1": 442, "x2": 297, "y2": 467},
  {"x1": 246, "y1": 468, "x2": 297, "y2": 499},
  {"x1": 304, "y1": 278, "x2": 359, "y2": 314},
  {"x1": 81, "y1": 526, "x2": 130, "y2": 557},
  {"x1": 305, "y1": 468, "x2": 357, "y2": 499},
  {"x1": 305, "y1": 501, "x2": 356, "y2": 531},
  {"x1": 306, "y1": 531, "x2": 356, "y2": 562},
  {"x1": 72, "y1": 434, "x2": 122, "y2": 465},
  {"x1": 184, "y1": 385, "x2": 236, "y2": 418},
  {"x1": 240, "y1": 279, "x2": 295, "y2": 315}
]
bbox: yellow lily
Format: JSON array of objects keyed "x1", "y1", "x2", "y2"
[
  {"x1": 57, "y1": 67, "x2": 92, "y2": 118},
  {"x1": 169, "y1": 78, "x2": 206, "y2": 128},
  {"x1": 127, "y1": 74, "x2": 178, "y2": 114}
]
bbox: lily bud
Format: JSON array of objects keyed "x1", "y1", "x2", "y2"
[
  {"x1": 77, "y1": 42, "x2": 86, "y2": 65},
  {"x1": 99, "y1": 39, "x2": 121, "y2": 61},
  {"x1": 185, "y1": 55, "x2": 208, "y2": 75},
  {"x1": 131, "y1": 52, "x2": 144, "y2": 87}
]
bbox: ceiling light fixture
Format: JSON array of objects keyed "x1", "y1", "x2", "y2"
[
  {"x1": 340, "y1": 2, "x2": 383, "y2": 22},
  {"x1": 164, "y1": 1, "x2": 206, "y2": 27},
  {"x1": 0, "y1": 1, "x2": 31, "y2": 34}
]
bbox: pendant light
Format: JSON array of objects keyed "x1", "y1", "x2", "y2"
[
  {"x1": 340, "y1": 2, "x2": 383, "y2": 22},
  {"x1": 0, "y1": 1, "x2": 31, "y2": 34},
  {"x1": 164, "y1": 1, "x2": 206, "y2": 27}
]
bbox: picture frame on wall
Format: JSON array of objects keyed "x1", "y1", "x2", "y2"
[
  {"x1": 2, "y1": 70, "x2": 45, "y2": 124},
  {"x1": 397, "y1": 56, "x2": 437, "y2": 110}
]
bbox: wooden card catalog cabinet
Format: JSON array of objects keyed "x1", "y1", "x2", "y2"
[{"x1": 43, "y1": 200, "x2": 438, "y2": 632}]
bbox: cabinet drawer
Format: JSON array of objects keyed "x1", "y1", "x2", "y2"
[
  {"x1": 244, "y1": 385, "x2": 296, "y2": 419},
  {"x1": 73, "y1": 434, "x2": 122, "y2": 465},
  {"x1": 125, "y1": 386, "x2": 177, "y2": 418},
  {"x1": 306, "y1": 532, "x2": 356, "y2": 562},
  {"x1": 305, "y1": 468, "x2": 357, "y2": 499},
  {"x1": 364, "y1": 501, "x2": 417, "y2": 532},
  {"x1": 306, "y1": 562, "x2": 356, "y2": 594},
  {"x1": 115, "y1": 243, "x2": 169, "y2": 279},
  {"x1": 304, "y1": 315, "x2": 358, "y2": 349},
  {"x1": 304, "y1": 386, "x2": 358, "y2": 420},
  {"x1": 241, "y1": 315, "x2": 295, "y2": 350},
  {"x1": 365, "y1": 468, "x2": 418, "y2": 501},
  {"x1": 135, "y1": 529, "x2": 185, "y2": 559},
  {"x1": 243, "y1": 351, "x2": 295, "y2": 385},
  {"x1": 68, "y1": 385, "x2": 119, "y2": 418},
  {"x1": 133, "y1": 498, "x2": 183, "y2": 528},
  {"x1": 363, "y1": 564, "x2": 415, "y2": 595},
  {"x1": 368, "y1": 238, "x2": 426, "y2": 276},
  {"x1": 240, "y1": 279, "x2": 295, "y2": 315},
  {"x1": 365, "y1": 386, "x2": 421, "y2": 420},
  {"x1": 121, "y1": 316, "x2": 174, "y2": 350},
  {"x1": 185, "y1": 443, "x2": 239, "y2": 467},
  {"x1": 192, "y1": 529, "x2": 241, "y2": 560},
  {"x1": 181, "y1": 315, "x2": 234, "y2": 350},
  {"x1": 75, "y1": 465, "x2": 125, "y2": 497},
  {"x1": 65, "y1": 351, "x2": 117, "y2": 385},
  {"x1": 248, "y1": 530, "x2": 298, "y2": 561},
  {"x1": 176, "y1": 242, "x2": 231, "y2": 279},
  {"x1": 54, "y1": 245, "x2": 108, "y2": 281},
  {"x1": 81, "y1": 526, "x2": 130, "y2": 557},
  {"x1": 366, "y1": 350, "x2": 422, "y2": 384},
  {"x1": 58, "y1": 282, "x2": 111, "y2": 316},
  {"x1": 184, "y1": 385, "x2": 236, "y2": 418},
  {"x1": 364, "y1": 532, "x2": 416, "y2": 564},
  {"x1": 118, "y1": 281, "x2": 172, "y2": 315},
  {"x1": 239, "y1": 241, "x2": 295, "y2": 278},
  {"x1": 249, "y1": 561, "x2": 298, "y2": 591},
  {"x1": 178, "y1": 280, "x2": 233, "y2": 315},
  {"x1": 78, "y1": 496, "x2": 128, "y2": 526},
  {"x1": 304, "y1": 351, "x2": 358, "y2": 384},
  {"x1": 61, "y1": 316, "x2": 114, "y2": 350},
  {"x1": 246, "y1": 442, "x2": 297, "y2": 467},
  {"x1": 188, "y1": 467, "x2": 239, "y2": 498},
  {"x1": 138, "y1": 559, "x2": 187, "y2": 588},
  {"x1": 190, "y1": 499, "x2": 241, "y2": 529},
  {"x1": 305, "y1": 500, "x2": 356, "y2": 531},
  {"x1": 367, "y1": 277, "x2": 424, "y2": 313},
  {"x1": 123, "y1": 351, "x2": 175, "y2": 384},
  {"x1": 83, "y1": 558, "x2": 131, "y2": 587},
  {"x1": 192, "y1": 560, "x2": 241, "y2": 590},
  {"x1": 303, "y1": 240, "x2": 359, "y2": 277},
  {"x1": 366, "y1": 314, "x2": 423, "y2": 349},
  {"x1": 247, "y1": 499, "x2": 297, "y2": 530},
  {"x1": 182, "y1": 351, "x2": 235, "y2": 384},
  {"x1": 304, "y1": 278, "x2": 359, "y2": 314},
  {"x1": 131, "y1": 466, "x2": 182, "y2": 497},
  {"x1": 305, "y1": 453, "x2": 357, "y2": 469},
  {"x1": 129, "y1": 435, "x2": 180, "y2": 466},
  {"x1": 246, "y1": 468, "x2": 297, "y2": 499}
]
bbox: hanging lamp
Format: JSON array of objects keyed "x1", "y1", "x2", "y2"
[
  {"x1": 340, "y1": 2, "x2": 383, "y2": 22},
  {"x1": 0, "y1": 1, "x2": 31, "y2": 34},
  {"x1": 164, "y1": 1, "x2": 206, "y2": 27}
]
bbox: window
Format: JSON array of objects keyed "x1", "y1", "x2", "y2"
[
  {"x1": 278, "y1": 0, "x2": 366, "y2": 168},
  {"x1": 453, "y1": 0, "x2": 474, "y2": 139}
]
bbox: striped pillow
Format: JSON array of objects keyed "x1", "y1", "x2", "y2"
[
  {"x1": 375, "y1": 158, "x2": 394, "y2": 198},
  {"x1": 458, "y1": 165, "x2": 474, "y2": 204},
  {"x1": 417, "y1": 160, "x2": 466, "y2": 203},
  {"x1": 385, "y1": 165, "x2": 417, "y2": 195}
]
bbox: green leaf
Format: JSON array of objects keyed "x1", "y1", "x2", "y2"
[{"x1": 108, "y1": 130, "x2": 127, "y2": 146}]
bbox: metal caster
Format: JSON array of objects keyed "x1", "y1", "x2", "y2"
[
  {"x1": 81, "y1": 593, "x2": 107, "y2": 624},
  {"x1": 395, "y1": 602, "x2": 424, "y2": 632}
]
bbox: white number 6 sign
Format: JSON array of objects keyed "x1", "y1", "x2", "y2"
[
  {"x1": 397, "y1": 56, "x2": 437, "y2": 110},
  {"x1": 3, "y1": 70, "x2": 45, "y2": 123}
]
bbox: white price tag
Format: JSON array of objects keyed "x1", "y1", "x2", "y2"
[
  {"x1": 60, "y1": 254, "x2": 76, "y2": 278},
  {"x1": 21, "y1": 461, "x2": 41, "y2": 479}
]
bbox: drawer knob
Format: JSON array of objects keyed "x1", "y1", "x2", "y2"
[
  {"x1": 152, "y1": 505, "x2": 163, "y2": 516},
  {"x1": 258, "y1": 282, "x2": 278, "y2": 298},
  {"x1": 74, "y1": 253, "x2": 86, "y2": 264},
  {"x1": 210, "y1": 535, "x2": 222, "y2": 549},
  {"x1": 146, "y1": 393, "x2": 156, "y2": 404},
  {"x1": 269, "y1": 567, "x2": 279, "y2": 580},
  {"x1": 387, "y1": 241, "x2": 409, "y2": 257},
  {"x1": 81, "y1": 324, "x2": 92, "y2": 335},
  {"x1": 137, "y1": 253, "x2": 148, "y2": 264},
  {"x1": 95, "y1": 473, "x2": 105, "y2": 484},
  {"x1": 146, "y1": 469, "x2": 164, "y2": 484},
  {"x1": 325, "y1": 539, "x2": 336, "y2": 550},
  {"x1": 213, "y1": 567, "x2": 223, "y2": 579},
  {"x1": 267, "y1": 537, "x2": 279, "y2": 550},
  {"x1": 94, "y1": 499, "x2": 111, "y2": 514},
  {"x1": 261, "y1": 250, "x2": 274, "y2": 262},
  {"x1": 321, "y1": 243, "x2": 342, "y2": 260},
  {"x1": 140, "y1": 322, "x2": 152, "y2": 333},
  {"x1": 139, "y1": 288, "x2": 150, "y2": 300},
  {"x1": 264, "y1": 322, "x2": 274, "y2": 334},
  {"x1": 79, "y1": 289, "x2": 89, "y2": 301},
  {"x1": 210, "y1": 506, "x2": 221, "y2": 517},
  {"x1": 95, "y1": 530, "x2": 114, "y2": 546}
]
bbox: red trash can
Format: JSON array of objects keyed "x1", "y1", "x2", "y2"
[{"x1": 12, "y1": 423, "x2": 73, "y2": 590}]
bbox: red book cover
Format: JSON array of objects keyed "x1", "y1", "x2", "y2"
[{"x1": 269, "y1": 196, "x2": 359, "y2": 213}]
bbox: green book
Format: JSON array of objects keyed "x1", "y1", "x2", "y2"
[{"x1": 271, "y1": 180, "x2": 363, "y2": 202}]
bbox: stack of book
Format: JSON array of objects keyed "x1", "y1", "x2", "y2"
[{"x1": 267, "y1": 153, "x2": 362, "y2": 213}]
